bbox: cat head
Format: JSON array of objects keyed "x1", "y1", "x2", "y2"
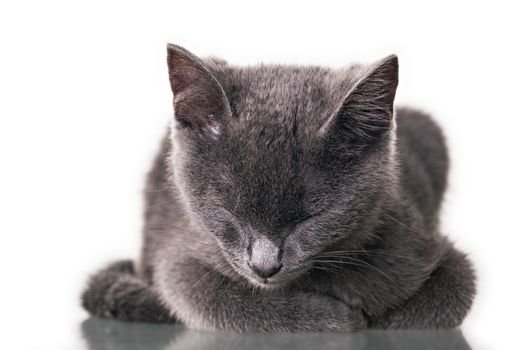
[{"x1": 167, "y1": 44, "x2": 399, "y2": 288}]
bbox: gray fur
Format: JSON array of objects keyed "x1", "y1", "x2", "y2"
[{"x1": 81, "y1": 44, "x2": 476, "y2": 332}]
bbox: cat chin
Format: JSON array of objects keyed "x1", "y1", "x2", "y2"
[{"x1": 246, "y1": 277, "x2": 288, "y2": 290}]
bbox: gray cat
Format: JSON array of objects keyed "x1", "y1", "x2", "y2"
[{"x1": 81, "y1": 44, "x2": 476, "y2": 332}]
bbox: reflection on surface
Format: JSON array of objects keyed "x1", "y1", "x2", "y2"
[{"x1": 81, "y1": 317, "x2": 471, "y2": 350}]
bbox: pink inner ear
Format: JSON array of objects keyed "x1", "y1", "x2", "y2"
[
  {"x1": 168, "y1": 54, "x2": 203, "y2": 95},
  {"x1": 167, "y1": 47, "x2": 228, "y2": 131},
  {"x1": 174, "y1": 93, "x2": 222, "y2": 131},
  {"x1": 319, "y1": 56, "x2": 398, "y2": 143}
]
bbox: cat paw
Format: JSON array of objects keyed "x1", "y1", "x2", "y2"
[
  {"x1": 81, "y1": 260, "x2": 138, "y2": 319},
  {"x1": 104, "y1": 259, "x2": 136, "y2": 274}
]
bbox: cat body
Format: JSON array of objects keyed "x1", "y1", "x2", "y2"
[{"x1": 82, "y1": 45, "x2": 475, "y2": 332}]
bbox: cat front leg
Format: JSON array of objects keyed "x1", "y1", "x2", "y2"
[
  {"x1": 156, "y1": 259, "x2": 367, "y2": 332},
  {"x1": 82, "y1": 260, "x2": 176, "y2": 323},
  {"x1": 369, "y1": 247, "x2": 476, "y2": 329}
]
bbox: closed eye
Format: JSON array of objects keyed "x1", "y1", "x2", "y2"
[
  {"x1": 290, "y1": 213, "x2": 317, "y2": 228},
  {"x1": 296, "y1": 214, "x2": 314, "y2": 224}
]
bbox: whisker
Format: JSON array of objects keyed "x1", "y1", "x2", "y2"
[
  {"x1": 384, "y1": 213, "x2": 425, "y2": 235},
  {"x1": 316, "y1": 249, "x2": 414, "y2": 261},
  {"x1": 313, "y1": 257, "x2": 401, "y2": 289},
  {"x1": 310, "y1": 264, "x2": 363, "y2": 284}
]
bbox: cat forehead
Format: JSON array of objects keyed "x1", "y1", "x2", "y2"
[
  {"x1": 209, "y1": 63, "x2": 362, "y2": 122},
  {"x1": 195, "y1": 63, "x2": 366, "y2": 160}
]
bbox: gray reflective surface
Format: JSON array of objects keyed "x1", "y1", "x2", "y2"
[{"x1": 81, "y1": 317, "x2": 471, "y2": 350}]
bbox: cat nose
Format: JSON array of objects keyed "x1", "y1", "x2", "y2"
[
  {"x1": 250, "y1": 262, "x2": 282, "y2": 279},
  {"x1": 248, "y1": 237, "x2": 282, "y2": 279}
]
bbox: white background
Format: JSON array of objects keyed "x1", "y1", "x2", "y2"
[{"x1": 1, "y1": 1, "x2": 523, "y2": 349}]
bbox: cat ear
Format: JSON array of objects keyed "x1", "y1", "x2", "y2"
[
  {"x1": 323, "y1": 55, "x2": 399, "y2": 143},
  {"x1": 167, "y1": 44, "x2": 230, "y2": 134}
]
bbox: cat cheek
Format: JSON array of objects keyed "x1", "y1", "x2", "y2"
[
  {"x1": 282, "y1": 240, "x2": 303, "y2": 264},
  {"x1": 218, "y1": 223, "x2": 249, "y2": 250}
]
